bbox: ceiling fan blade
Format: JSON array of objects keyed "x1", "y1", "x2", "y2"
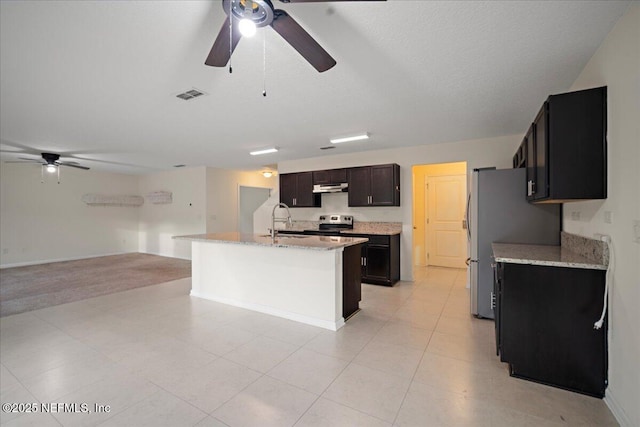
[
  {"x1": 4, "y1": 160, "x2": 43, "y2": 164},
  {"x1": 58, "y1": 162, "x2": 90, "y2": 170},
  {"x1": 17, "y1": 157, "x2": 43, "y2": 162},
  {"x1": 271, "y1": 10, "x2": 336, "y2": 72},
  {"x1": 205, "y1": 16, "x2": 242, "y2": 67}
]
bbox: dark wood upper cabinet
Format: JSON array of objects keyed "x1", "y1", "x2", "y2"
[
  {"x1": 348, "y1": 164, "x2": 400, "y2": 207},
  {"x1": 279, "y1": 172, "x2": 320, "y2": 208},
  {"x1": 347, "y1": 167, "x2": 371, "y2": 206},
  {"x1": 312, "y1": 168, "x2": 347, "y2": 185},
  {"x1": 524, "y1": 86, "x2": 607, "y2": 203}
]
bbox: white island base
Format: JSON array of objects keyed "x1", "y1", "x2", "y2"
[{"x1": 186, "y1": 234, "x2": 366, "y2": 331}]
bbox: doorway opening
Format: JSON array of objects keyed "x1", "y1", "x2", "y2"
[
  {"x1": 238, "y1": 186, "x2": 271, "y2": 234},
  {"x1": 412, "y1": 162, "x2": 467, "y2": 269}
]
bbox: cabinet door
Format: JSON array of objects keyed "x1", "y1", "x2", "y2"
[
  {"x1": 293, "y1": 172, "x2": 319, "y2": 207},
  {"x1": 313, "y1": 168, "x2": 347, "y2": 185},
  {"x1": 370, "y1": 164, "x2": 399, "y2": 206},
  {"x1": 533, "y1": 104, "x2": 548, "y2": 200},
  {"x1": 348, "y1": 167, "x2": 371, "y2": 206},
  {"x1": 312, "y1": 170, "x2": 330, "y2": 185},
  {"x1": 330, "y1": 168, "x2": 347, "y2": 183},
  {"x1": 364, "y1": 245, "x2": 390, "y2": 281},
  {"x1": 525, "y1": 125, "x2": 536, "y2": 200},
  {"x1": 279, "y1": 174, "x2": 296, "y2": 207},
  {"x1": 501, "y1": 263, "x2": 607, "y2": 397},
  {"x1": 342, "y1": 243, "x2": 362, "y2": 319},
  {"x1": 493, "y1": 262, "x2": 503, "y2": 359}
]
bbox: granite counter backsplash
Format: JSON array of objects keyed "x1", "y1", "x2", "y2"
[{"x1": 561, "y1": 231, "x2": 609, "y2": 266}]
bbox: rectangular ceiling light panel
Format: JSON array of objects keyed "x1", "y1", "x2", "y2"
[
  {"x1": 250, "y1": 148, "x2": 278, "y2": 156},
  {"x1": 330, "y1": 133, "x2": 369, "y2": 144}
]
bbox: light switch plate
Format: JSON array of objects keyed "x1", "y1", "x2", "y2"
[
  {"x1": 604, "y1": 211, "x2": 612, "y2": 224},
  {"x1": 634, "y1": 220, "x2": 640, "y2": 244}
]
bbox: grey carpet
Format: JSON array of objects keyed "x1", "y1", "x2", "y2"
[{"x1": 0, "y1": 253, "x2": 191, "y2": 317}]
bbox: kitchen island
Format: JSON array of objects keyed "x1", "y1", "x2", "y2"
[{"x1": 174, "y1": 232, "x2": 367, "y2": 331}]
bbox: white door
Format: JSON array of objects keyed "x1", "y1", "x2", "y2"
[{"x1": 426, "y1": 174, "x2": 467, "y2": 268}]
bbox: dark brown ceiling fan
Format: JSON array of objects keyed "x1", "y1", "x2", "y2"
[
  {"x1": 205, "y1": 0, "x2": 385, "y2": 72},
  {"x1": 5, "y1": 152, "x2": 90, "y2": 170}
]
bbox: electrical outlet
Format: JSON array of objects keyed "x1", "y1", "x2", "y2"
[
  {"x1": 571, "y1": 211, "x2": 581, "y2": 221},
  {"x1": 604, "y1": 211, "x2": 612, "y2": 224}
]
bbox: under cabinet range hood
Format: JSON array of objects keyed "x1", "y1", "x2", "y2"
[{"x1": 313, "y1": 183, "x2": 348, "y2": 193}]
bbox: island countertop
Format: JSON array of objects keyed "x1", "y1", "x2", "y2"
[
  {"x1": 174, "y1": 232, "x2": 368, "y2": 251},
  {"x1": 492, "y1": 243, "x2": 607, "y2": 270}
]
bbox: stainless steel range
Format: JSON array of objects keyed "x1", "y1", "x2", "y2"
[{"x1": 305, "y1": 215, "x2": 353, "y2": 235}]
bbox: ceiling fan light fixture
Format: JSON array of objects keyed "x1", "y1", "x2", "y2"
[
  {"x1": 250, "y1": 148, "x2": 278, "y2": 156},
  {"x1": 45, "y1": 164, "x2": 57, "y2": 173},
  {"x1": 330, "y1": 133, "x2": 370, "y2": 144},
  {"x1": 238, "y1": 18, "x2": 257, "y2": 37}
]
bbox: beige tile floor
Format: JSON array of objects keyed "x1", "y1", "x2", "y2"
[{"x1": 0, "y1": 266, "x2": 618, "y2": 426}]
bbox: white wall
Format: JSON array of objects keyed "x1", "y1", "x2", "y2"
[
  {"x1": 0, "y1": 163, "x2": 140, "y2": 267},
  {"x1": 278, "y1": 134, "x2": 519, "y2": 281},
  {"x1": 137, "y1": 167, "x2": 207, "y2": 260},
  {"x1": 561, "y1": 5, "x2": 639, "y2": 426},
  {"x1": 205, "y1": 168, "x2": 276, "y2": 234}
]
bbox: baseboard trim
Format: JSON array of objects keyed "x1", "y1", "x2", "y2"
[
  {"x1": 0, "y1": 252, "x2": 131, "y2": 269},
  {"x1": 605, "y1": 390, "x2": 632, "y2": 427},
  {"x1": 190, "y1": 290, "x2": 344, "y2": 331},
  {"x1": 138, "y1": 250, "x2": 192, "y2": 261}
]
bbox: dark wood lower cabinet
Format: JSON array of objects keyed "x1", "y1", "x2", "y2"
[
  {"x1": 342, "y1": 243, "x2": 362, "y2": 319},
  {"x1": 495, "y1": 262, "x2": 607, "y2": 397},
  {"x1": 350, "y1": 234, "x2": 400, "y2": 286}
]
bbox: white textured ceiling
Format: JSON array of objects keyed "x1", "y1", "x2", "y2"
[{"x1": 0, "y1": 1, "x2": 631, "y2": 174}]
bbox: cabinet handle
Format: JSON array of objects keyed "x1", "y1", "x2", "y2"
[
  {"x1": 363, "y1": 257, "x2": 367, "y2": 267},
  {"x1": 293, "y1": 198, "x2": 297, "y2": 206},
  {"x1": 527, "y1": 180, "x2": 536, "y2": 196}
]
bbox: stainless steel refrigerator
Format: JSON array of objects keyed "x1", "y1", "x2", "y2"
[{"x1": 467, "y1": 168, "x2": 560, "y2": 319}]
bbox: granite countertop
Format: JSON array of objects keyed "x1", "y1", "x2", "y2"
[
  {"x1": 174, "y1": 232, "x2": 368, "y2": 251},
  {"x1": 282, "y1": 221, "x2": 402, "y2": 236},
  {"x1": 492, "y1": 243, "x2": 607, "y2": 270}
]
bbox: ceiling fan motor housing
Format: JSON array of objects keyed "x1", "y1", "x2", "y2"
[
  {"x1": 224, "y1": 0, "x2": 275, "y2": 27},
  {"x1": 41, "y1": 153, "x2": 60, "y2": 164}
]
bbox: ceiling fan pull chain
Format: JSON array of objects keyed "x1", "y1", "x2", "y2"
[
  {"x1": 263, "y1": 29, "x2": 267, "y2": 97},
  {"x1": 57, "y1": 165, "x2": 60, "y2": 184},
  {"x1": 40, "y1": 165, "x2": 44, "y2": 184},
  {"x1": 228, "y1": 0, "x2": 233, "y2": 74}
]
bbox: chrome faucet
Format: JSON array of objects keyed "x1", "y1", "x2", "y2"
[{"x1": 270, "y1": 203, "x2": 292, "y2": 239}]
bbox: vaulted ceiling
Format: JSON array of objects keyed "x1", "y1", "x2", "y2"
[{"x1": 0, "y1": 1, "x2": 631, "y2": 174}]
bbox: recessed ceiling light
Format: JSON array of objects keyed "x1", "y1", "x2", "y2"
[
  {"x1": 250, "y1": 148, "x2": 278, "y2": 156},
  {"x1": 330, "y1": 133, "x2": 369, "y2": 144}
]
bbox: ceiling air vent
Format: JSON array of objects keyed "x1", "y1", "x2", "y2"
[
  {"x1": 320, "y1": 146, "x2": 335, "y2": 150},
  {"x1": 176, "y1": 89, "x2": 206, "y2": 101}
]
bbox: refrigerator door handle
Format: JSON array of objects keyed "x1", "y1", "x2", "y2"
[{"x1": 465, "y1": 192, "x2": 472, "y2": 241}]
